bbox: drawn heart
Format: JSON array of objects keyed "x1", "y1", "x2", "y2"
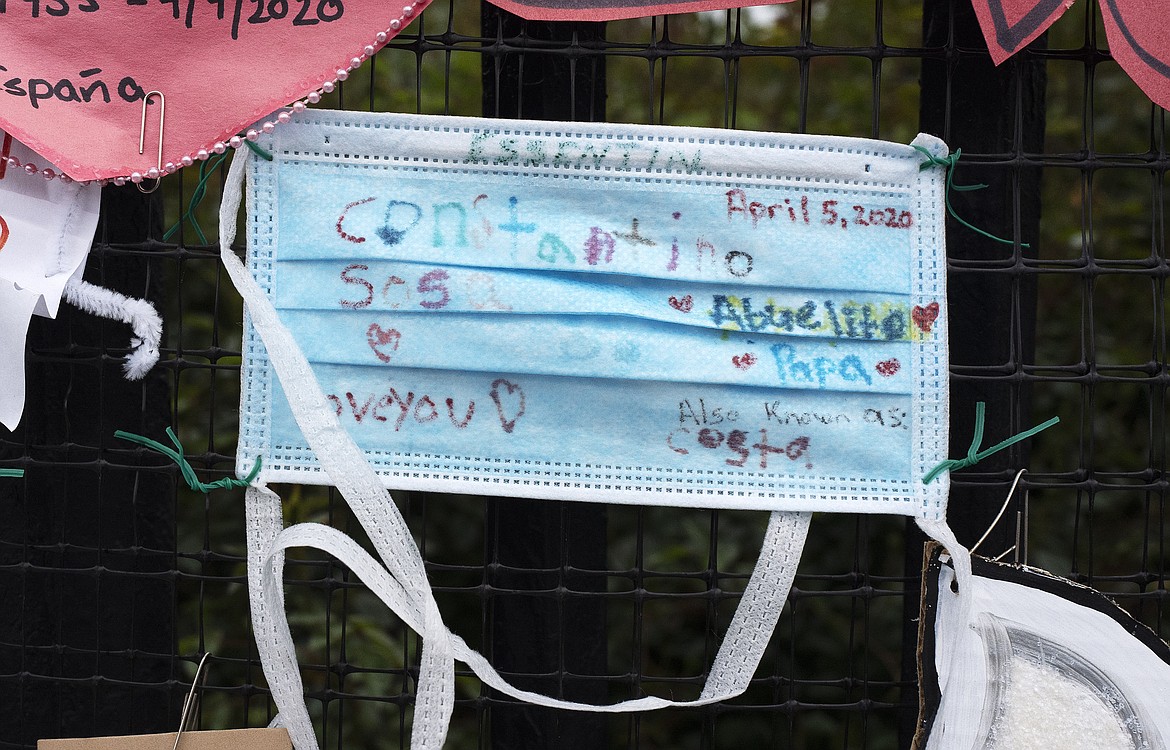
[
  {"x1": 732, "y1": 352, "x2": 757, "y2": 370},
  {"x1": 875, "y1": 358, "x2": 900, "y2": 377},
  {"x1": 490, "y1": 378, "x2": 526, "y2": 434},
  {"x1": 971, "y1": 0, "x2": 1072, "y2": 63},
  {"x1": 912, "y1": 302, "x2": 941, "y2": 334},
  {"x1": 0, "y1": 216, "x2": 8, "y2": 253},
  {"x1": 366, "y1": 323, "x2": 400, "y2": 363},
  {"x1": 0, "y1": 2, "x2": 430, "y2": 180},
  {"x1": 668, "y1": 294, "x2": 693, "y2": 313}
]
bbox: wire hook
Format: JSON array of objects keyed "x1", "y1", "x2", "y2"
[
  {"x1": 172, "y1": 651, "x2": 212, "y2": 750},
  {"x1": 971, "y1": 469, "x2": 1027, "y2": 558},
  {"x1": 138, "y1": 90, "x2": 165, "y2": 194}
]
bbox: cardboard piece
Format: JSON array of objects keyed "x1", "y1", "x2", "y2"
[{"x1": 38, "y1": 728, "x2": 291, "y2": 750}]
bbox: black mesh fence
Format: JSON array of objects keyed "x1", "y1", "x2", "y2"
[{"x1": 1, "y1": 0, "x2": 1167, "y2": 748}]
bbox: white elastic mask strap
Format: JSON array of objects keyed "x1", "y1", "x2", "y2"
[
  {"x1": 915, "y1": 516, "x2": 973, "y2": 688},
  {"x1": 255, "y1": 513, "x2": 811, "y2": 714}
]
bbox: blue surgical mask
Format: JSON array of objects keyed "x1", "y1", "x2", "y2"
[
  {"x1": 240, "y1": 110, "x2": 950, "y2": 517},
  {"x1": 221, "y1": 110, "x2": 954, "y2": 750}
]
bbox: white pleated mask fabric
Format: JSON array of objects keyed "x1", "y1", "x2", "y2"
[{"x1": 217, "y1": 111, "x2": 967, "y2": 750}]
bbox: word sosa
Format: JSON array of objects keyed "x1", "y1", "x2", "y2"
[{"x1": 242, "y1": 111, "x2": 949, "y2": 517}]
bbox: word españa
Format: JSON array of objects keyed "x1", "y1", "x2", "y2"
[
  {"x1": 711, "y1": 295, "x2": 909, "y2": 340},
  {"x1": 0, "y1": 65, "x2": 147, "y2": 109}
]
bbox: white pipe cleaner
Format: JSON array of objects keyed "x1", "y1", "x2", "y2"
[{"x1": 62, "y1": 277, "x2": 162, "y2": 379}]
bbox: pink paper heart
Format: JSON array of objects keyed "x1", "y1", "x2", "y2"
[{"x1": 0, "y1": 1, "x2": 430, "y2": 180}]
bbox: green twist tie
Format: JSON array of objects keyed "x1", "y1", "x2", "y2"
[
  {"x1": 243, "y1": 139, "x2": 274, "y2": 161},
  {"x1": 162, "y1": 151, "x2": 229, "y2": 245},
  {"x1": 0, "y1": 469, "x2": 24, "y2": 478},
  {"x1": 162, "y1": 143, "x2": 272, "y2": 245},
  {"x1": 922, "y1": 402, "x2": 1059, "y2": 485},
  {"x1": 115, "y1": 427, "x2": 261, "y2": 492},
  {"x1": 912, "y1": 145, "x2": 1030, "y2": 248}
]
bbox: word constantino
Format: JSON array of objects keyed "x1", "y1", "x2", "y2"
[{"x1": 333, "y1": 189, "x2": 917, "y2": 285}]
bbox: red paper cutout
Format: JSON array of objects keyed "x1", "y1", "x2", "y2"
[
  {"x1": 0, "y1": 2, "x2": 430, "y2": 181},
  {"x1": 968, "y1": 0, "x2": 1073, "y2": 65},
  {"x1": 970, "y1": 0, "x2": 1170, "y2": 110},
  {"x1": 1098, "y1": 0, "x2": 1170, "y2": 111},
  {"x1": 489, "y1": 0, "x2": 793, "y2": 23}
]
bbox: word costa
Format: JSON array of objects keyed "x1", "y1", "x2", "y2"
[
  {"x1": 666, "y1": 427, "x2": 812, "y2": 470},
  {"x1": 0, "y1": 66, "x2": 146, "y2": 109}
]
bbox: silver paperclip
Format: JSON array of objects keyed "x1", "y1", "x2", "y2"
[
  {"x1": 173, "y1": 652, "x2": 212, "y2": 750},
  {"x1": 138, "y1": 90, "x2": 165, "y2": 194}
]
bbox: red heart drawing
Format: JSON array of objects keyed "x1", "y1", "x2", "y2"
[
  {"x1": 490, "y1": 378, "x2": 526, "y2": 434},
  {"x1": 732, "y1": 353, "x2": 757, "y2": 370},
  {"x1": 366, "y1": 323, "x2": 400, "y2": 363},
  {"x1": 912, "y1": 302, "x2": 941, "y2": 333},
  {"x1": 875, "y1": 358, "x2": 900, "y2": 377},
  {"x1": 0, "y1": 2, "x2": 430, "y2": 180},
  {"x1": 668, "y1": 294, "x2": 693, "y2": 313}
]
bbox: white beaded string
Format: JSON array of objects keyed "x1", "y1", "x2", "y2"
[{"x1": 11, "y1": 0, "x2": 431, "y2": 186}]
